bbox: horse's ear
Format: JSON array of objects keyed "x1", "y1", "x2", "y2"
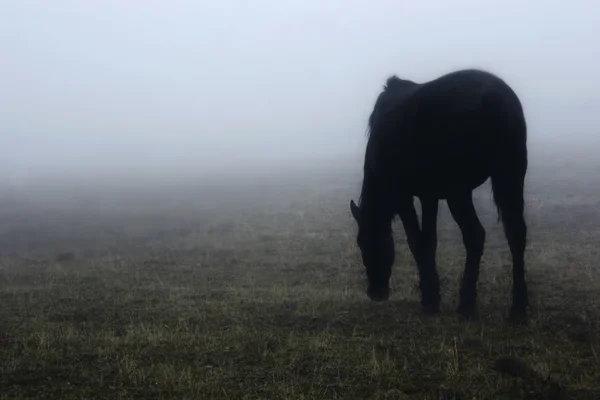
[{"x1": 350, "y1": 200, "x2": 360, "y2": 223}]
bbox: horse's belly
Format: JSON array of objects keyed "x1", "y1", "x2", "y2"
[{"x1": 407, "y1": 156, "x2": 490, "y2": 199}]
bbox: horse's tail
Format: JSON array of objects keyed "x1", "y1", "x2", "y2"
[
  {"x1": 485, "y1": 81, "x2": 528, "y2": 224},
  {"x1": 490, "y1": 177, "x2": 504, "y2": 223},
  {"x1": 489, "y1": 127, "x2": 528, "y2": 224}
]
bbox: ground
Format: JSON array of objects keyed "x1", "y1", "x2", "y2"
[{"x1": 1, "y1": 158, "x2": 599, "y2": 399}]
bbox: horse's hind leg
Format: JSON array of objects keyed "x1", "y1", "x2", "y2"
[
  {"x1": 419, "y1": 197, "x2": 441, "y2": 313},
  {"x1": 447, "y1": 191, "x2": 486, "y2": 320},
  {"x1": 492, "y1": 173, "x2": 528, "y2": 323}
]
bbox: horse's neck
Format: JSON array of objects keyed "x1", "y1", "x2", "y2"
[{"x1": 360, "y1": 176, "x2": 396, "y2": 224}]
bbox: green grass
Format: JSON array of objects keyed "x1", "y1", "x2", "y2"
[{"x1": 1, "y1": 161, "x2": 599, "y2": 399}]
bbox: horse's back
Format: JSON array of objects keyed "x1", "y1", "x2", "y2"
[
  {"x1": 413, "y1": 69, "x2": 523, "y2": 125},
  {"x1": 391, "y1": 70, "x2": 526, "y2": 198}
]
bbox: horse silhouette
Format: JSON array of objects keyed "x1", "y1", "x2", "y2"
[{"x1": 350, "y1": 69, "x2": 528, "y2": 323}]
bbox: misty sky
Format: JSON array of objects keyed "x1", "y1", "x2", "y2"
[{"x1": 1, "y1": 0, "x2": 599, "y2": 182}]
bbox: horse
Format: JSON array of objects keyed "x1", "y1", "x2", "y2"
[{"x1": 349, "y1": 69, "x2": 529, "y2": 323}]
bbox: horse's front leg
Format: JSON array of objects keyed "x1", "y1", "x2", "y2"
[{"x1": 398, "y1": 197, "x2": 440, "y2": 313}]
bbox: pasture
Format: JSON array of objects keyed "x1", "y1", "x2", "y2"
[{"x1": 1, "y1": 157, "x2": 599, "y2": 399}]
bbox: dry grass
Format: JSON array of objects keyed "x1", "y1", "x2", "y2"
[{"x1": 1, "y1": 160, "x2": 599, "y2": 399}]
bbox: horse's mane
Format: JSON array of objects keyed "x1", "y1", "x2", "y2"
[
  {"x1": 366, "y1": 75, "x2": 410, "y2": 138},
  {"x1": 359, "y1": 75, "x2": 413, "y2": 209}
]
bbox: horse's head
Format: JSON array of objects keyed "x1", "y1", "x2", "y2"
[{"x1": 350, "y1": 199, "x2": 395, "y2": 301}]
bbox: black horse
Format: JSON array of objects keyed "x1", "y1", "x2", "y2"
[{"x1": 350, "y1": 69, "x2": 529, "y2": 323}]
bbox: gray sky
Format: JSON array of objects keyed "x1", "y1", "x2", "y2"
[{"x1": 1, "y1": 0, "x2": 599, "y2": 182}]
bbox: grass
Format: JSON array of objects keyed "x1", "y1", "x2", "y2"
[{"x1": 1, "y1": 159, "x2": 599, "y2": 399}]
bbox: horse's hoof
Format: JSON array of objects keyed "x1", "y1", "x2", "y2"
[
  {"x1": 509, "y1": 307, "x2": 528, "y2": 325},
  {"x1": 421, "y1": 300, "x2": 440, "y2": 315},
  {"x1": 456, "y1": 304, "x2": 479, "y2": 321},
  {"x1": 367, "y1": 286, "x2": 389, "y2": 302}
]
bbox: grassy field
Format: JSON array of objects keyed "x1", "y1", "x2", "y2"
[{"x1": 1, "y1": 158, "x2": 599, "y2": 399}]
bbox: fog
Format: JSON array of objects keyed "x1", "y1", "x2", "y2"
[{"x1": 2, "y1": 0, "x2": 600, "y2": 187}]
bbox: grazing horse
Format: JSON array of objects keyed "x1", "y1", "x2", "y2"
[{"x1": 350, "y1": 69, "x2": 529, "y2": 323}]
